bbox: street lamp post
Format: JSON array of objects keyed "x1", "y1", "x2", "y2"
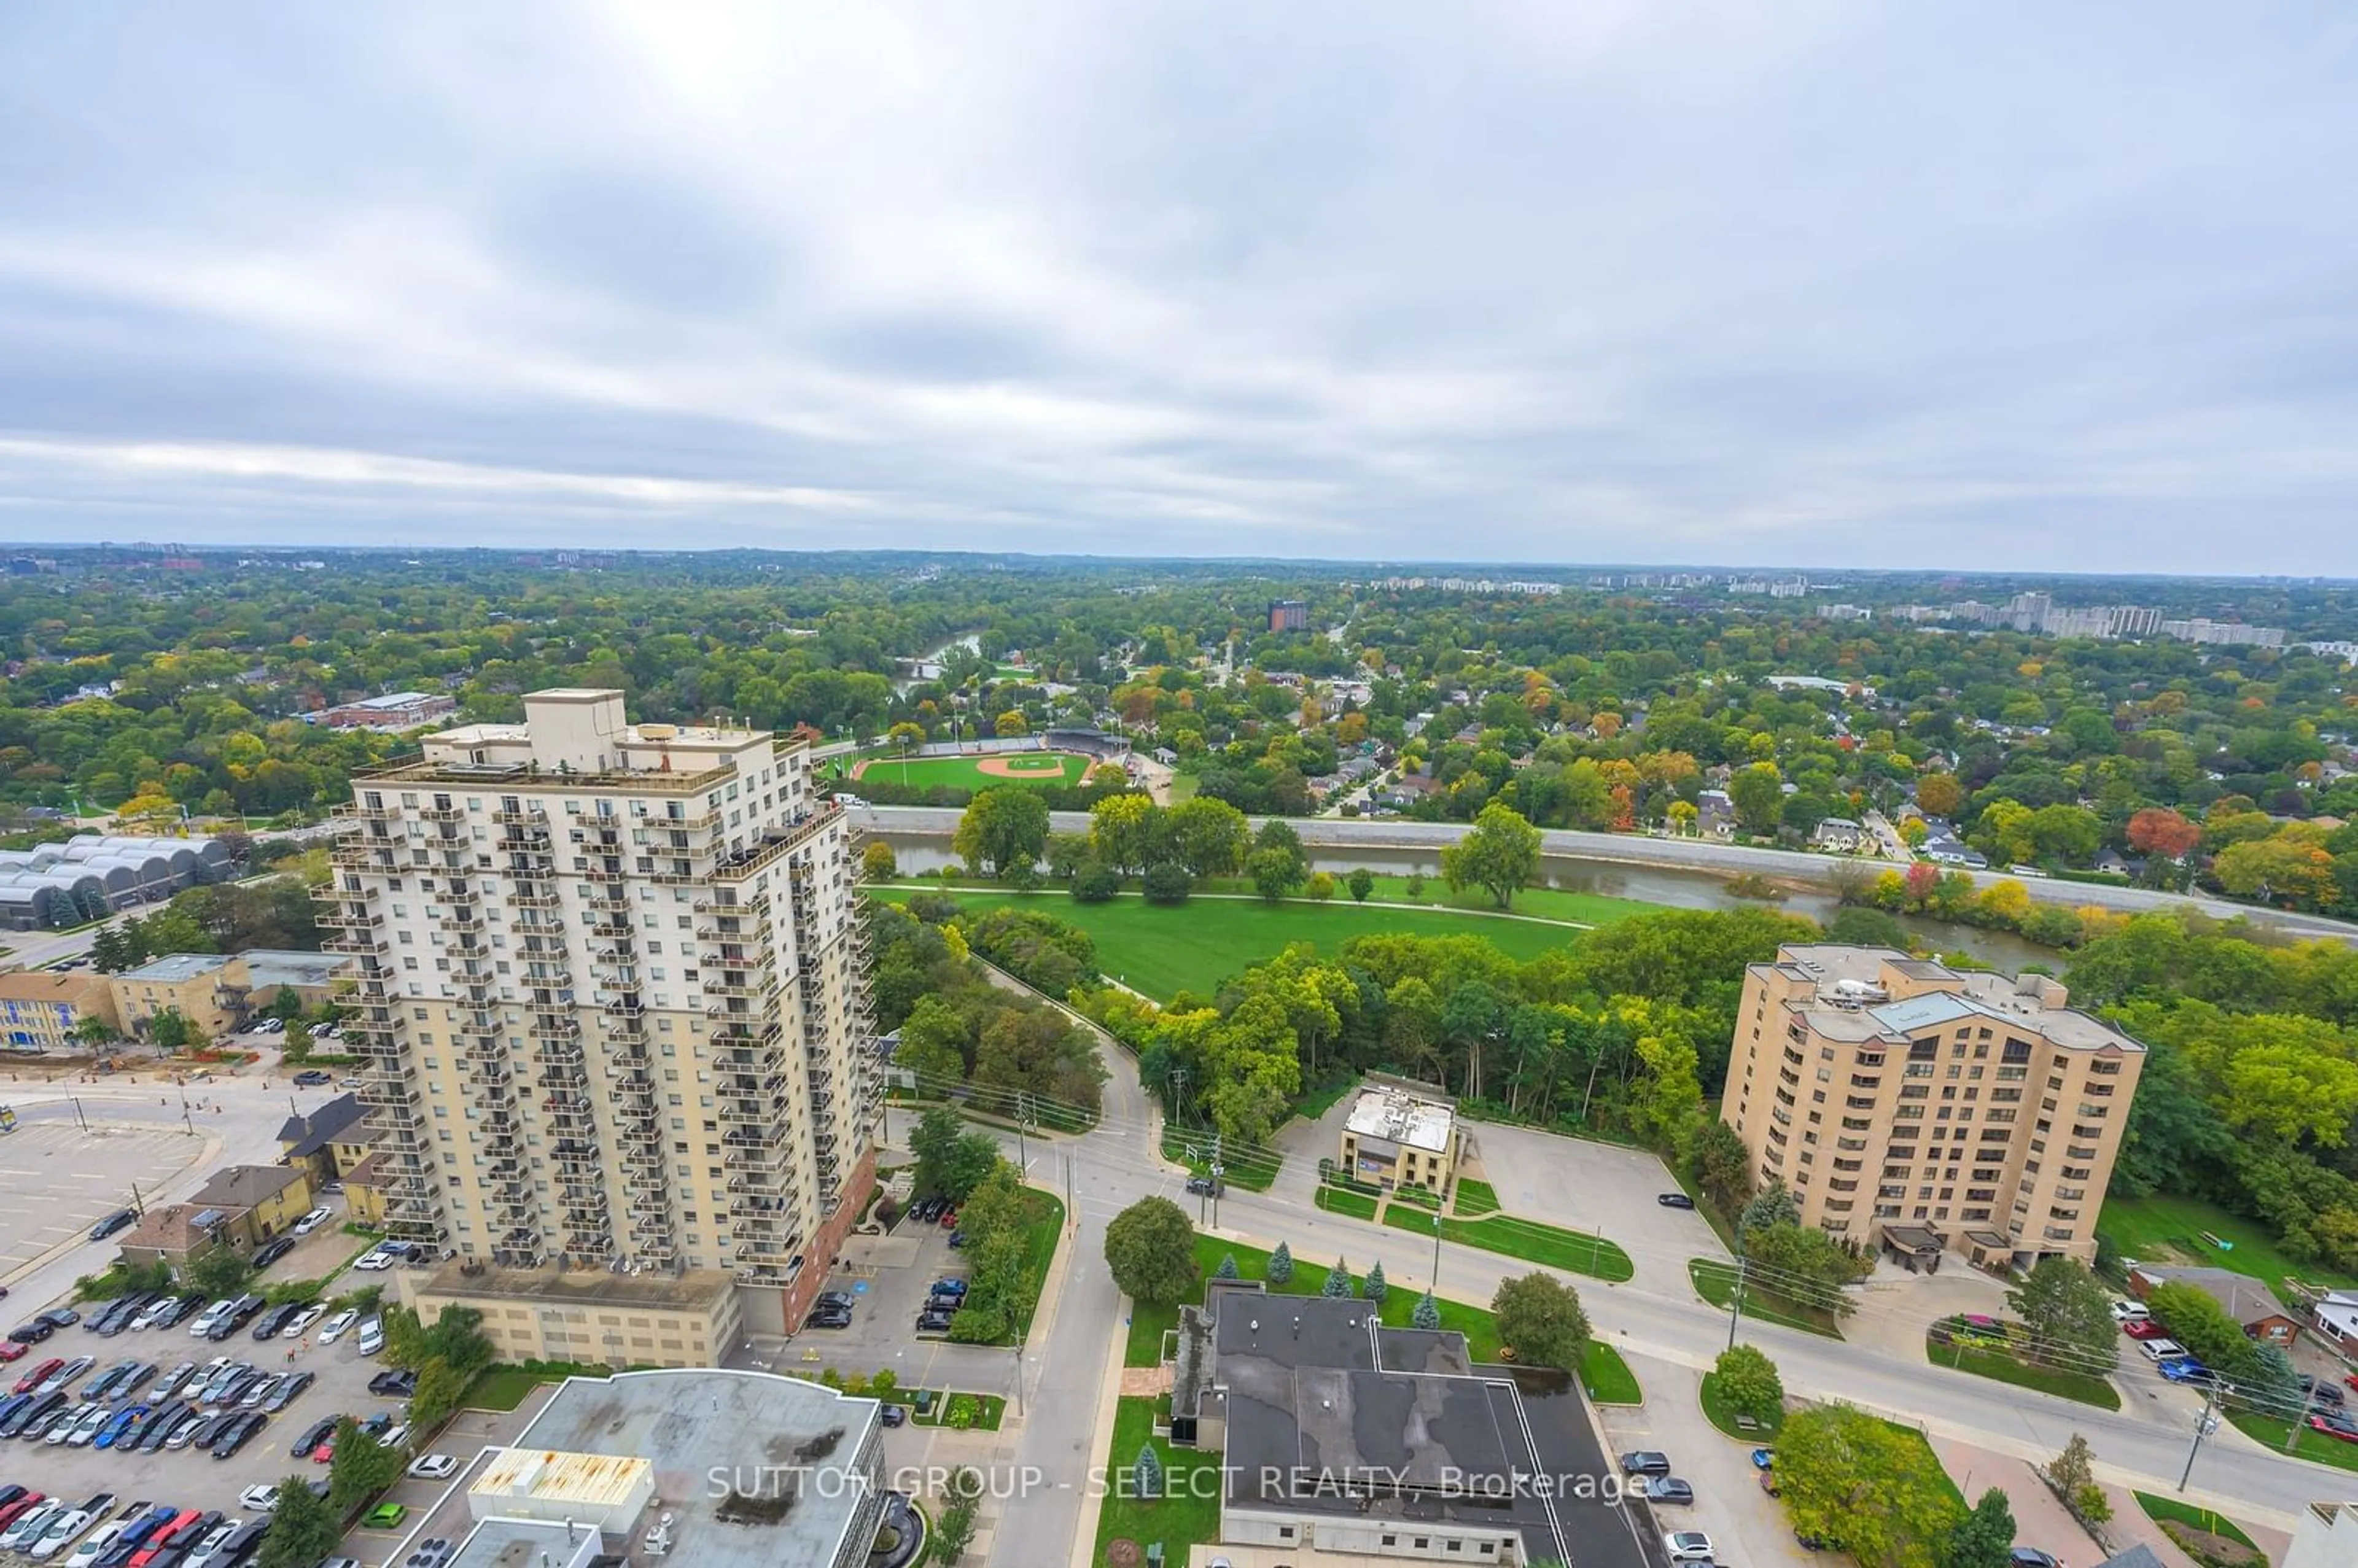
[
  {"x1": 2179, "y1": 1390, "x2": 2222, "y2": 1490},
  {"x1": 1431, "y1": 1211, "x2": 1442, "y2": 1294}
]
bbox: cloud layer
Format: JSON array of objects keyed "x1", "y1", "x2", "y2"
[{"x1": 2, "y1": 2, "x2": 2354, "y2": 571}]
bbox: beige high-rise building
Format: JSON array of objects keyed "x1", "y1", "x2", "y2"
[
  {"x1": 1721, "y1": 945, "x2": 2143, "y2": 1270},
  {"x1": 317, "y1": 689, "x2": 879, "y2": 1333}
]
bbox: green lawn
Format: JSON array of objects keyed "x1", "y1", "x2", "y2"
[
  {"x1": 1689, "y1": 1259, "x2": 1845, "y2": 1339},
  {"x1": 1453, "y1": 1178, "x2": 1501, "y2": 1217},
  {"x1": 869, "y1": 886, "x2": 1608, "y2": 999},
  {"x1": 2226, "y1": 1408, "x2": 2358, "y2": 1472},
  {"x1": 2096, "y1": 1195, "x2": 2356, "y2": 1302},
  {"x1": 1092, "y1": 1397, "x2": 1224, "y2": 1568},
  {"x1": 1315, "y1": 1186, "x2": 1379, "y2": 1221},
  {"x1": 462, "y1": 1361, "x2": 636, "y2": 1411},
  {"x1": 1292, "y1": 1074, "x2": 1361, "y2": 1123},
  {"x1": 1582, "y1": 1341, "x2": 1642, "y2": 1405},
  {"x1": 2133, "y1": 1492, "x2": 2263, "y2": 1554},
  {"x1": 1385, "y1": 1208, "x2": 1636, "y2": 1283},
  {"x1": 851, "y1": 750, "x2": 1093, "y2": 791},
  {"x1": 1924, "y1": 1332, "x2": 2121, "y2": 1410},
  {"x1": 1125, "y1": 1234, "x2": 1505, "y2": 1367},
  {"x1": 1882, "y1": 1419, "x2": 1967, "y2": 1513},
  {"x1": 1159, "y1": 1125, "x2": 1280, "y2": 1192},
  {"x1": 1188, "y1": 869, "x2": 1662, "y2": 927},
  {"x1": 1003, "y1": 1190, "x2": 1066, "y2": 1342},
  {"x1": 911, "y1": 1391, "x2": 1006, "y2": 1431},
  {"x1": 1699, "y1": 1371, "x2": 1784, "y2": 1440}
]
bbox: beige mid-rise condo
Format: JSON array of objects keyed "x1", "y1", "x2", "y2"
[
  {"x1": 1721, "y1": 944, "x2": 2143, "y2": 1270},
  {"x1": 317, "y1": 688, "x2": 880, "y2": 1335}
]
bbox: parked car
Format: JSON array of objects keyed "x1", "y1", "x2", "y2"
[
  {"x1": 2300, "y1": 1374, "x2": 2347, "y2": 1408},
  {"x1": 1656, "y1": 1192, "x2": 1697, "y2": 1209},
  {"x1": 1643, "y1": 1478, "x2": 1695, "y2": 1505},
  {"x1": 1665, "y1": 1532, "x2": 1716, "y2": 1562},
  {"x1": 1619, "y1": 1451, "x2": 1671, "y2": 1476},
  {"x1": 2158, "y1": 1357, "x2": 2214, "y2": 1385},
  {"x1": 292, "y1": 1069, "x2": 333, "y2": 1087},
  {"x1": 250, "y1": 1235, "x2": 298, "y2": 1270},
  {"x1": 319, "y1": 1309, "x2": 359, "y2": 1344},
  {"x1": 2109, "y1": 1298, "x2": 2149, "y2": 1322},
  {"x1": 408, "y1": 1453, "x2": 459, "y2": 1480},
  {"x1": 2010, "y1": 1550, "x2": 2064, "y2": 1568},
  {"x1": 2137, "y1": 1338, "x2": 2187, "y2": 1362},
  {"x1": 363, "y1": 1502, "x2": 408, "y2": 1530},
  {"x1": 211, "y1": 1410, "x2": 267, "y2": 1458},
  {"x1": 803, "y1": 1310, "x2": 852, "y2": 1331},
  {"x1": 915, "y1": 1311, "x2": 955, "y2": 1333},
  {"x1": 2122, "y1": 1318, "x2": 2170, "y2": 1341},
  {"x1": 356, "y1": 1318, "x2": 386, "y2": 1356},
  {"x1": 291, "y1": 1416, "x2": 340, "y2": 1459},
  {"x1": 7, "y1": 1321, "x2": 56, "y2": 1346},
  {"x1": 368, "y1": 1368, "x2": 418, "y2": 1397},
  {"x1": 265, "y1": 1371, "x2": 314, "y2": 1411},
  {"x1": 236, "y1": 1486, "x2": 279, "y2": 1515},
  {"x1": 293, "y1": 1208, "x2": 333, "y2": 1236},
  {"x1": 88, "y1": 1211, "x2": 136, "y2": 1243},
  {"x1": 880, "y1": 1405, "x2": 906, "y2": 1428},
  {"x1": 815, "y1": 1292, "x2": 855, "y2": 1311},
  {"x1": 930, "y1": 1278, "x2": 968, "y2": 1298},
  {"x1": 282, "y1": 1305, "x2": 325, "y2": 1340}
]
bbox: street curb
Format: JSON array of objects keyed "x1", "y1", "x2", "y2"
[{"x1": 1067, "y1": 1288, "x2": 1134, "y2": 1568}]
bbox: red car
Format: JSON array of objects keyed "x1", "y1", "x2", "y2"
[
  {"x1": 2311, "y1": 1415, "x2": 2358, "y2": 1445},
  {"x1": 0, "y1": 1341, "x2": 24, "y2": 1363},
  {"x1": 2122, "y1": 1319, "x2": 2169, "y2": 1341},
  {"x1": 938, "y1": 1209, "x2": 958, "y2": 1228},
  {"x1": 12, "y1": 1357, "x2": 61, "y2": 1395}
]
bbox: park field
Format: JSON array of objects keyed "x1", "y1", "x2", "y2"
[
  {"x1": 2096, "y1": 1195, "x2": 2357, "y2": 1301},
  {"x1": 849, "y1": 749, "x2": 1093, "y2": 791},
  {"x1": 868, "y1": 886, "x2": 1624, "y2": 998}
]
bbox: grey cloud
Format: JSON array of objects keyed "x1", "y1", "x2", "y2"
[{"x1": 0, "y1": 1, "x2": 2353, "y2": 570}]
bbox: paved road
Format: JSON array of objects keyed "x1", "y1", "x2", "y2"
[
  {"x1": 973, "y1": 1017, "x2": 2341, "y2": 1562},
  {"x1": 855, "y1": 806, "x2": 2358, "y2": 944}
]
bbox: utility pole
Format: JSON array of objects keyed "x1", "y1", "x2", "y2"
[
  {"x1": 1169, "y1": 1068, "x2": 1188, "y2": 1128},
  {"x1": 71, "y1": 1095, "x2": 87, "y2": 1133},
  {"x1": 2179, "y1": 1389, "x2": 2221, "y2": 1490},
  {"x1": 1014, "y1": 1091, "x2": 1029, "y2": 1173},
  {"x1": 1209, "y1": 1131, "x2": 1224, "y2": 1230},
  {"x1": 1726, "y1": 1241, "x2": 1749, "y2": 1353}
]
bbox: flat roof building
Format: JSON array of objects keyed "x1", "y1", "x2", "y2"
[
  {"x1": 405, "y1": 1367, "x2": 886, "y2": 1568},
  {"x1": 1339, "y1": 1084, "x2": 1462, "y2": 1195},
  {"x1": 1721, "y1": 945, "x2": 2145, "y2": 1270}
]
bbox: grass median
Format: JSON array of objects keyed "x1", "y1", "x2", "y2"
[
  {"x1": 1384, "y1": 1208, "x2": 1635, "y2": 1283},
  {"x1": 1924, "y1": 1331, "x2": 2120, "y2": 1410},
  {"x1": 1689, "y1": 1259, "x2": 1843, "y2": 1339}
]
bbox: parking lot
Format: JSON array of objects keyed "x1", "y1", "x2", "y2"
[
  {"x1": 1598, "y1": 1353, "x2": 1823, "y2": 1568},
  {"x1": 0, "y1": 1122, "x2": 206, "y2": 1282},
  {"x1": 0, "y1": 1273, "x2": 410, "y2": 1556}
]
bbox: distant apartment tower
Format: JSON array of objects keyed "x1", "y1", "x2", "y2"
[
  {"x1": 1721, "y1": 945, "x2": 2143, "y2": 1270},
  {"x1": 1267, "y1": 599, "x2": 1310, "y2": 633},
  {"x1": 318, "y1": 689, "x2": 880, "y2": 1330}
]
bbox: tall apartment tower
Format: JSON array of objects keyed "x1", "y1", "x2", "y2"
[
  {"x1": 319, "y1": 689, "x2": 879, "y2": 1329},
  {"x1": 1720, "y1": 945, "x2": 2143, "y2": 1270}
]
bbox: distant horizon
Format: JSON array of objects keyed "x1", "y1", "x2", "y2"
[
  {"x1": 3, "y1": 7, "x2": 2354, "y2": 573},
  {"x1": 2, "y1": 538, "x2": 2354, "y2": 591}
]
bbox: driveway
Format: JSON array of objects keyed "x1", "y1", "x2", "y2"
[
  {"x1": 1460, "y1": 1120, "x2": 1730, "y2": 1279},
  {"x1": 1597, "y1": 1351, "x2": 1818, "y2": 1568},
  {"x1": 1932, "y1": 1438, "x2": 2093, "y2": 1567}
]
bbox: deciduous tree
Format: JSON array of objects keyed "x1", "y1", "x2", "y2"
[
  {"x1": 1440, "y1": 802, "x2": 1541, "y2": 909},
  {"x1": 1492, "y1": 1272, "x2": 1588, "y2": 1369},
  {"x1": 1775, "y1": 1404, "x2": 1961, "y2": 1568},
  {"x1": 1103, "y1": 1197, "x2": 1197, "y2": 1305},
  {"x1": 953, "y1": 788, "x2": 1050, "y2": 879}
]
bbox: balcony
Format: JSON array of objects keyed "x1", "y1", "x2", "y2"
[
  {"x1": 510, "y1": 887, "x2": 562, "y2": 910},
  {"x1": 492, "y1": 803, "x2": 547, "y2": 826},
  {"x1": 419, "y1": 802, "x2": 466, "y2": 823}
]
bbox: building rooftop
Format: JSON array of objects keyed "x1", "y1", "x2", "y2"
[
  {"x1": 2129, "y1": 1264, "x2": 2294, "y2": 1324},
  {"x1": 115, "y1": 952, "x2": 235, "y2": 984},
  {"x1": 278, "y1": 1092, "x2": 372, "y2": 1158},
  {"x1": 418, "y1": 1258, "x2": 737, "y2": 1312},
  {"x1": 472, "y1": 1446, "x2": 652, "y2": 1512},
  {"x1": 0, "y1": 969, "x2": 111, "y2": 1006},
  {"x1": 1200, "y1": 1295, "x2": 1578, "y2": 1566},
  {"x1": 445, "y1": 1516, "x2": 610, "y2": 1568},
  {"x1": 240, "y1": 949, "x2": 348, "y2": 990},
  {"x1": 188, "y1": 1163, "x2": 306, "y2": 1210},
  {"x1": 1768, "y1": 944, "x2": 2141, "y2": 1054},
  {"x1": 1344, "y1": 1087, "x2": 1455, "y2": 1154},
  {"x1": 504, "y1": 1368, "x2": 882, "y2": 1568}
]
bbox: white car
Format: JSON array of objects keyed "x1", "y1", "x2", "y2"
[
  {"x1": 64, "y1": 1404, "x2": 113, "y2": 1446},
  {"x1": 2139, "y1": 1338, "x2": 2187, "y2": 1362},
  {"x1": 188, "y1": 1298, "x2": 235, "y2": 1337},
  {"x1": 238, "y1": 1485, "x2": 280, "y2": 1513},
  {"x1": 282, "y1": 1305, "x2": 326, "y2": 1338},
  {"x1": 319, "y1": 1308, "x2": 359, "y2": 1344},
  {"x1": 27, "y1": 1507, "x2": 93, "y2": 1561},
  {"x1": 1665, "y1": 1532, "x2": 1716, "y2": 1562},
  {"x1": 381, "y1": 1422, "x2": 410, "y2": 1450},
  {"x1": 2, "y1": 1503, "x2": 64, "y2": 1552},
  {"x1": 353, "y1": 1248, "x2": 394, "y2": 1272},
  {"x1": 293, "y1": 1208, "x2": 333, "y2": 1236},
  {"x1": 61, "y1": 1521, "x2": 126, "y2": 1568},
  {"x1": 45, "y1": 1402, "x2": 99, "y2": 1445},
  {"x1": 131, "y1": 1297, "x2": 176, "y2": 1330},
  {"x1": 408, "y1": 1453, "x2": 459, "y2": 1480},
  {"x1": 357, "y1": 1317, "x2": 386, "y2": 1356},
  {"x1": 2110, "y1": 1298, "x2": 2149, "y2": 1322}
]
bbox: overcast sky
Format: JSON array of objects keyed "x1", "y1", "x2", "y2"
[{"x1": 1, "y1": 4, "x2": 2354, "y2": 572}]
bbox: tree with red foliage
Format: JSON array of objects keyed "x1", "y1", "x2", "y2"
[
  {"x1": 1903, "y1": 860, "x2": 1942, "y2": 906},
  {"x1": 2126, "y1": 807, "x2": 2201, "y2": 861}
]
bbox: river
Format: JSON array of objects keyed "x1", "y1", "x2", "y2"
[{"x1": 868, "y1": 831, "x2": 2062, "y2": 971}]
